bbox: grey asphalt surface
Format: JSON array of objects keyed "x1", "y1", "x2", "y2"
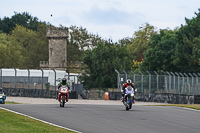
[{"x1": 1, "y1": 103, "x2": 200, "y2": 133}]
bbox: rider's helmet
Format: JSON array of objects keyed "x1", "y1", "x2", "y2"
[
  {"x1": 126, "y1": 79, "x2": 132, "y2": 86},
  {"x1": 62, "y1": 78, "x2": 67, "y2": 85}
]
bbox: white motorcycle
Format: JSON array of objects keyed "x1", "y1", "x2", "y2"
[{"x1": 122, "y1": 86, "x2": 136, "y2": 110}]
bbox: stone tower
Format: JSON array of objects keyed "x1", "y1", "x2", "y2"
[{"x1": 40, "y1": 27, "x2": 69, "y2": 70}]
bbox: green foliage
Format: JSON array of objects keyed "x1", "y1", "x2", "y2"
[
  {"x1": 140, "y1": 29, "x2": 178, "y2": 72},
  {"x1": 45, "y1": 82, "x2": 50, "y2": 91},
  {"x1": 80, "y1": 41, "x2": 131, "y2": 89},
  {"x1": 0, "y1": 12, "x2": 40, "y2": 34},
  {"x1": 68, "y1": 25, "x2": 103, "y2": 62},
  {"x1": 131, "y1": 59, "x2": 143, "y2": 71},
  {"x1": 173, "y1": 9, "x2": 200, "y2": 72},
  {"x1": 6, "y1": 25, "x2": 48, "y2": 68},
  {"x1": 0, "y1": 33, "x2": 9, "y2": 67},
  {"x1": 118, "y1": 37, "x2": 132, "y2": 46},
  {"x1": 127, "y1": 23, "x2": 157, "y2": 61},
  {"x1": 140, "y1": 9, "x2": 200, "y2": 73},
  {"x1": 0, "y1": 12, "x2": 48, "y2": 69}
]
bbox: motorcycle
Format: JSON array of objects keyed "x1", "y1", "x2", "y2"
[
  {"x1": 58, "y1": 85, "x2": 70, "y2": 107},
  {"x1": 0, "y1": 92, "x2": 6, "y2": 104},
  {"x1": 123, "y1": 86, "x2": 135, "y2": 110}
]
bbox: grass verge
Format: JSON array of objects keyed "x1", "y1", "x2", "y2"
[
  {"x1": 153, "y1": 104, "x2": 200, "y2": 110},
  {"x1": 0, "y1": 109, "x2": 76, "y2": 133},
  {"x1": 5, "y1": 101, "x2": 21, "y2": 104}
]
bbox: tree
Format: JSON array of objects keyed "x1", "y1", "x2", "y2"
[
  {"x1": 140, "y1": 29, "x2": 178, "y2": 72},
  {"x1": 80, "y1": 41, "x2": 130, "y2": 89},
  {"x1": 173, "y1": 9, "x2": 200, "y2": 72},
  {"x1": 9, "y1": 25, "x2": 48, "y2": 68},
  {"x1": 0, "y1": 33, "x2": 9, "y2": 67},
  {"x1": 68, "y1": 25, "x2": 103, "y2": 62},
  {"x1": 127, "y1": 23, "x2": 157, "y2": 62},
  {"x1": 0, "y1": 12, "x2": 40, "y2": 34},
  {"x1": 118, "y1": 37, "x2": 132, "y2": 46}
]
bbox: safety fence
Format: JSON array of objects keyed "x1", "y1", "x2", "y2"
[
  {"x1": 0, "y1": 68, "x2": 83, "y2": 98},
  {"x1": 115, "y1": 70, "x2": 200, "y2": 95}
]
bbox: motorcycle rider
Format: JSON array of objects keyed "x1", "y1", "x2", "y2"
[
  {"x1": 56, "y1": 78, "x2": 70, "y2": 99},
  {"x1": 0, "y1": 87, "x2": 6, "y2": 99},
  {"x1": 121, "y1": 79, "x2": 136, "y2": 103}
]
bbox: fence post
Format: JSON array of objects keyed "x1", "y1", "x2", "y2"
[
  {"x1": 40, "y1": 68, "x2": 44, "y2": 97},
  {"x1": 198, "y1": 73, "x2": 200, "y2": 94},
  {"x1": 184, "y1": 73, "x2": 189, "y2": 95},
  {"x1": 115, "y1": 69, "x2": 120, "y2": 91},
  {"x1": 175, "y1": 72, "x2": 180, "y2": 94},
  {"x1": 166, "y1": 72, "x2": 171, "y2": 92},
  {"x1": 52, "y1": 69, "x2": 56, "y2": 98},
  {"x1": 0, "y1": 68, "x2": 2, "y2": 87},
  {"x1": 188, "y1": 73, "x2": 194, "y2": 95},
  {"x1": 179, "y1": 73, "x2": 184, "y2": 94},
  {"x1": 193, "y1": 73, "x2": 198, "y2": 95},
  {"x1": 139, "y1": 71, "x2": 143, "y2": 93},
  {"x1": 27, "y1": 69, "x2": 30, "y2": 89},
  {"x1": 130, "y1": 71, "x2": 135, "y2": 83},
  {"x1": 14, "y1": 68, "x2": 17, "y2": 89},
  {"x1": 123, "y1": 70, "x2": 127, "y2": 81},
  {"x1": 154, "y1": 71, "x2": 159, "y2": 93},
  {"x1": 171, "y1": 72, "x2": 175, "y2": 93},
  {"x1": 147, "y1": 71, "x2": 151, "y2": 97}
]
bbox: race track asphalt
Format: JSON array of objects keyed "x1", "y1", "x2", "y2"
[{"x1": 1, "y1": 103, "x2": 200, "y2": 133}]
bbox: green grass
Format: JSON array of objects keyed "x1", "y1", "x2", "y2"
[
  {"x1": 153, "y1": 104, "x2": 200, "y2": 110},
  {"x1": 5, "y1": 101, "x2": 21, "y2": 104},
  {"x1": 0, "y1": 109, "x2": 76, "y2": 133}
]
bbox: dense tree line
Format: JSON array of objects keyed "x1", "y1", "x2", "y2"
[
  {"x1": 0, "y1": 12, "x2": 100, "y2": 68},
  {"x1": 141, "y1": 9, "x2": 200, "y2": 73},
  {"x1": 79, "y1": 41, "x2": 132, "y2": 89},
  {"x1": 1, "y1": 9, "x2": 200, "y2": 89},
  {"x1": 0, "y1": 12, "x2": 49, "y2": 69}
]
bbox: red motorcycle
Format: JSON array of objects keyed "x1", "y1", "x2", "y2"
[{"x1": 58, "y1": 85, "x2": 70, "y2": 107}]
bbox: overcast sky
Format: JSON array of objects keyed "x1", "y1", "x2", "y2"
[{"x1": 1, "y1": 0, "x2": 200, "y2": 42}]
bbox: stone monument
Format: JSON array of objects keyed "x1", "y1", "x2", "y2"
[{"x1": 40, "y1": 27, "x2": 69, "y2": 70}]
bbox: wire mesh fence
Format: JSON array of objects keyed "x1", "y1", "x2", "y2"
[
  {"x1": 115, "y1": 70, "x2": 200, "y2": 95},
  {"x1": 0, "y1": 68, "x2": 78, "y2": 91},
  {"x1": 0, "y1": 68, "x2": 83, "y2": 98}
]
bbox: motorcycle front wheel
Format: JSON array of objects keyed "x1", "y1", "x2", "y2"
[
  {"x1": 61, "y1": 96, "x2": 65, "y2": 107},
  {"x1": 125, "y1": 99, "x2": 129, "y2": 110},
  {"x1": 128, "y1": 98, "x2": 132, "y2": 109}
]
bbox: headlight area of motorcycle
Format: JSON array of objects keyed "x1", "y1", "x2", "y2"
[{"x1": 131, "y1": 93, "x2": 134, "y2": 97}]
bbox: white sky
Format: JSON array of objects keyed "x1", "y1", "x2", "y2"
[{"x1": 0, "y1": 0, "x2": 200, "y2": 42}]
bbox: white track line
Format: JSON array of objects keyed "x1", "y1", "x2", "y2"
[{"x1": 0, "y1": 107, "x2": 82, "y2": 133}]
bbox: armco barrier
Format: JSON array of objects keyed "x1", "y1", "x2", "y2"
[
  {"x1": 136, "y1": 93, "x2": 195, "y2": 104},
  {"x1": 108, "y1": 91, "x2": 198, "y2": 104},
  {"x1": 194, "y1": 95, "x2": 200, "y2": 104},
  {"x1": 69, "y1": 91, "x2": 78, "y2": 99},
  {"x1": 109, "y1": 92, "x2": 121, "y2": 100}
]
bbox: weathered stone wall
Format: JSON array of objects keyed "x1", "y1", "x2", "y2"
[
  {"x1": 107, "y1": 92, "x2": 199, "y2": 104},
  {"x1": 135, "y1": 93, "x2": 195, "y2": 104}
]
